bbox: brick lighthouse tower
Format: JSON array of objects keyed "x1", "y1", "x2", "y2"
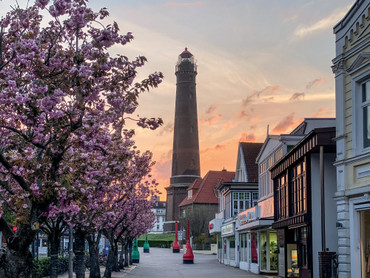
[{"x1": 165, "y1": 48, "x2": 201, "y2": 229}]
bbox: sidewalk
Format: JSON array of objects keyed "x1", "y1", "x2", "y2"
[{"x1": 57, "y1": 265, "x2": 136, "y2": 278}]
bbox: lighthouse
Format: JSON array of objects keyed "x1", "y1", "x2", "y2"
[{"x1": 165, "y1": 48, "x2": 201, "y2": 226}]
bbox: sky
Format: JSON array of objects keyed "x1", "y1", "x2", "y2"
[{"x1": 0, "y1": 0, "x2": 355, "y2": 200}]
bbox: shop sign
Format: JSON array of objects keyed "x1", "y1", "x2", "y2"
[
  {"x1": 259, "y1": 197, "x2": 274, "y2": 218},
  {"x1": 221, "y1": 223, "x2": 234, "y2": 236},
  {"x1": 238, "y1": 207, "x2": 257, "y2": 225}
]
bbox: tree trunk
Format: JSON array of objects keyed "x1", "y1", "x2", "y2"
[
  {"x1": 112, "y1": 240, "x2": 119, "y2": 272},
  {"x1": 0, "y1": 248, "x2": 33, "y2": 278},
  {"x1": 118, "y1": 240, "x2": 124, "y2": 270},
  {"x1": 124, "y1": 241, "x2": 129, "y2": 268},
  {"x1": 74, "y1": 229, "x2": 86, "y2": 278},
  {"x1": 87, "y1": 235, "x2": 101, "y2": 278},
  {"x1": 0, "y1": 220, "x2": 36, "y2": 278},
  {"x1": 49, "y1": 229, "x2": 61, "y2": 278},
  {"x1": 103, "y1": 246, "x2": 113, "y2": 278},
  {"x1": 128, "y1": 240, "x2": 133, "y2": 265}
]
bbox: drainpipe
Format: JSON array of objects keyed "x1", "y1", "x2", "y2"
[{"x1": 320, "y1": 146, "x2": 326, "y2": 252}]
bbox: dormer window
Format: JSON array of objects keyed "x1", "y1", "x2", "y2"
[{"x1": 188, "y1": 190, "x2": 192, "y2": 199}]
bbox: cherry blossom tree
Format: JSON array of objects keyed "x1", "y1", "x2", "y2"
[{"x1": 0, "y1": 0, "x2": 163, "y2": 277}]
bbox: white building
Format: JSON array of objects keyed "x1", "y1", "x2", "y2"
[
  {"x1": 332, "y1": 1, "x2": 370, "y2": 277},
  {"x1": 149, "y1": 196, "x2": 166, "y2": 234}
]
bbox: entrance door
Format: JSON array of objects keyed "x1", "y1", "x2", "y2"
[
  {"x1": 260, "y1": 231, "x2": 278, "y2": 273},
  {"x1": 299, "y1": 227, "x2": 311, "y2": 278}
]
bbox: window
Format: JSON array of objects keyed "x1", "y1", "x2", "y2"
[
  {"x1": 362, "y1": 81, "x2": 370, "y2": 148},
  {"x1": 252, "y1": 192, "x2": 259, "y2": 207},
  {"x1": 275, "y1": 147, "x2": 283, "y2": 162},
  {"x1": 275, "y1": 173, "x2": 288, "y2": 220},
  {"x1": 353, "y1": 73, "x2": 370, "y2": 155},
  {"x1": 289, "y1": 160, "x2": 306, "y2": 215},
  {"x1": 233, "y1": 192, "x2": 252, "y2": 216}
]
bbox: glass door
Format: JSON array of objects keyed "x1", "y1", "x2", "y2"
[
  {"x1": 361, "y1": 210, "x2": 370, "y2": 278},
  {"x1": 260, "y1": 231, "x2": 278, "y2": 273}
]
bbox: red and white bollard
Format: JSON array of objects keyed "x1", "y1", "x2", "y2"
[
  {"x1": 183, "y1": 220, "x2": 194, "y2": 264},
  {"x1": 173, "y1": 221, "x2": 180, "y2": 253}
]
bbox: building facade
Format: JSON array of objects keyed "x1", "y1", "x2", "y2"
[
  {"x1": 149, "y1": 197, "x2": 167, "y2": 234},
  {"x1": 271, "y1": 128, "x2": 337, "y2": 278},
  {"x1": 165, "y1": 48, "x2": 201, "y2": 230},
  {"x1": 332, "y1": 1, "x2": 370, "y2": 277},
  {"x1": 209, "y1": 142, "x2": 262, "y2": 266}
]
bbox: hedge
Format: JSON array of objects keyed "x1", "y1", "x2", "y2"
[
  {"x1": 137, "y1": 233, "x2": 175, "y2": 248},
  {"x1": 33, "y1": 256, "x2": 69, "y2": 277}
]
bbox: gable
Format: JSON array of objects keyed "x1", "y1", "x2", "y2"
[{"x1": 347, "y1": 52, "x2": 370, "y2": 74}]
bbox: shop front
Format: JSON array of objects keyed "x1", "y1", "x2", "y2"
[
  {"x1": 221, "y1": 221, "x2": 237, "y2": 266},
  {"x1": 209, "y1": 216, "x2": 224, "y2": 262},
  {"x1": 349, "y1": 196, "x2": 370, "y2": 278}
]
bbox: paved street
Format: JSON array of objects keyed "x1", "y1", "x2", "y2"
[{"x1": 125, "y1": 248, "x2": 265, "y2": 278}]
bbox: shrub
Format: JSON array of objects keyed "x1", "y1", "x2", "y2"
[{"x1": 33, "y1": 257, "x2": 69, "y2": 277}]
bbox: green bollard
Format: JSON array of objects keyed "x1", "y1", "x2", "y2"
[
  {"x1": 143, "y1": 234, "x2": 150, "y2": 253},
  {"x1": 132, "y1": 238, "x2": 140, "y2": 263}
]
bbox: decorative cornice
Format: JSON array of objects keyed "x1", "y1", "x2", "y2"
[{"x1": 332, "y1": 59, "x2": 345, "y2": 75}]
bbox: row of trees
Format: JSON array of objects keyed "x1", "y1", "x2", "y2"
[{"x1": 0, "y1": 0, "x2": 163, "y2": 277}]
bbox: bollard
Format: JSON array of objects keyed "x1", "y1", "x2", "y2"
[
  {"x1": 132, "y1": 238, "x2": 140, "y2": 263},
  {"x1": 173, "y1": 222, "x2": 180, "y2": 253},
  {"x1": 183, "y1": 220, "x2": 194, "y2": 264},
  {"x1": 143, "y1": 234, "x2": 150, "y2": 253}
]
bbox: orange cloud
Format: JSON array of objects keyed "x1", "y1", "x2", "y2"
[
  {"x1": 166, "y1": 1, "x2": 204, "y2": 6},
  {"x1": 272, "y1": 112, "x2": 295, "y2": 133},
  {"x1": 289, "y1": 92, "x2": 305, "y2": 101},
  {"x1": 242, "y1": 85, "x2": 281, "y2": 107},
  {"x1": 239, "y1": 132, "x2": 256, "y2": 142},
  {"x1": 306, "y1": 78, "x2": 326, "y2": 90},
  {"x1": 159, "y1": 122, "x2": 174, "y2": 135},
  {"x1": 239, "y1": 109, "x2": 248, "y2": 118},
  {"x1": 205, "y1": 103, "x2": 218, "y2": 114},
  {"x1": 311, "y1": 106, "x2": 334, "y2": 118},
  {"x1": 200, "y1": 114, "x2": 222, "y2": 126}
]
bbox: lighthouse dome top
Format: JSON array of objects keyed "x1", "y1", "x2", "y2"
[
  {"x1": 180, "y1": 47, "x2": 193, "y2": 58},
  {"x1": 176, "y1": 47, "x2": 197, "y2": 72}
]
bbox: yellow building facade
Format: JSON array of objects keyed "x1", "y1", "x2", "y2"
[{"x1": 333, "y1": 1, "x2": 370, "y2": 277}]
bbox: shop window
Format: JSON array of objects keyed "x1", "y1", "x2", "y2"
[
  {"x1": 260, "y1": 232, "x2": 267, "y2": 270},
  {"x1": 229, "y1": 236, "x2": 235, "y2": 261},
  {"x1": 287, "y1": 244, "x2": 299, "y2": 277},
  {"x1": 360, "y1": 209, "x2": 370, "y2": 278},
  {"x1": 269, "y1": 232, "x2": 278, "y2": 271}
]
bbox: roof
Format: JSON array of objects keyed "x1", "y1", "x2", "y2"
[
  {"x1": 180, "y1": 47, "x2": 193, "y2": 58},
  {"x1": 333, "y1": 0, "x2": 367, "y2": 33},
  {"x1": 270, "y1": 127, "x2": 336, "y2": 179},
  {"x1": 179, "y1": 170, "x2": 235, "y2": 207},
  {"x1": 240, "y1": 142, "x2": 263, "y2": 182}
]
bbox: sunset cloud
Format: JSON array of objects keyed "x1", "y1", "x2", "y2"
[
  {"x1": 159, "y1": 122, "x2": 174, "y2": 135},
  {"x1": 239, "y1": 132, "x2": 256, "y2": 142},
  {"x1": 166, "y1": 1, "x2": 204, "y2": 6},
  {"x1": 272, "y1": 113, "x2": 295, "y2": 133},
  {"x1": 205, "y1": 103, "x2": 218, "y2": 114},
  {"x1": 200, "y1": 114, "x2": 222, "y2": 126},
  {"x1": 306, "y1": 78, "x2": 326, "y2": 90},
  {"x1": 242, "y1": 85, "x2": 281, "y2": 107},
  {"x1": 294, "y1": 6, "x2": 350, "y2": 38},
  {"x1": 201, "y1": 144, "x2": 226, "y2": 154},
  {"x1": 289, "y1": 92, "x2": 305, "y2": 101}
]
